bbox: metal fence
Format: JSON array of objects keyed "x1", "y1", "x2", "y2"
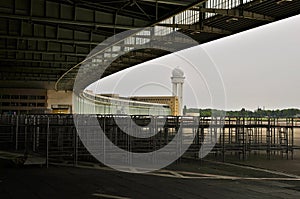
[{"x1": 0, "y1": 114, "x2": 299, "y2": 166}]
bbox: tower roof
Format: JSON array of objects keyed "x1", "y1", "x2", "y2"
[{"x1": 172, "y1": 67, "x2": 184, "y2": 77}]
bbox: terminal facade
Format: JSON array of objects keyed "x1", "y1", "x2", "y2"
[
  {"x1": 0, "y1": 68, "x2": 183, "y2": 116},
  {"x1": 75, "y1": 68, "x2": 183, "y2": 116}
]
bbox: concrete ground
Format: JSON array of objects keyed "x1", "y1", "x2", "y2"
[{"x1": 1, "y1": 160, "x2": 300, "y2": 199}]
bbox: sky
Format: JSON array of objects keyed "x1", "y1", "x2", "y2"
[{"x1": 88, "y1": 14, "x2": 300, "y2": 111}]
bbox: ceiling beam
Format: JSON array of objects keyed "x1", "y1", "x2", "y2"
[
  {"x1": 0, "y1": 73, "x2": 59, "y2": 79},
  {"x1": 244, "y1": 0, "x2": 271, "y2": 7},
  {"x1": 140, "y1": 0, "x2": 194, "y2": 6},
  {"x1": 43, "y1": 22, "x2": 113, "y2": 37},
  {"x1": 0, "y1": 49, "x2": 87, "y2": 57},
  {"x1": 202, "y1": 0, "x2": 274, "y2": 23},
  {"x1": 197, "y1": 8, "x2": 275, "y2": 21},
  {"x1": 157, "y1": 24, "x2": 231, "y2": 34},
  {"x1": 0, "y1": 66, "x2": 69, "y2": 71},
  {"x1": 77, "y1": 0, "x2": 155, "y2": 20},
  {"x1": 0, "y1": 77, "x2": 59, "y2": 81},
  {"x1": 0, "y1": 13, "x2": 140, "y2": 30},
  {"x1": 150, "y1": 0, "x2": 207, "y2": 26},
  {"x1": 0, "y1": 58, "x2": 78, "y2": 65},
  {"x1": 0, "y1": 35, "x2": 99, "y2": 45},
  {"x1": 0, "y1": 35, "x2": 154, "y2": 47}
]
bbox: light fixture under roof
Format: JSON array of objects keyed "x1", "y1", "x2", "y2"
[
  {"x1": 226, "y1": 18, "x2": 239, "y2": 23},
  {"x1": 277, "y1": 0, "x2": 293, "y2": 4}
]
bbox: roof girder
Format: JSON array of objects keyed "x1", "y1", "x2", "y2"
[
  {"x1": 0, "y1": 13, "x2": 143, "y2": 30},
  {"x1": 197, "y1": 8, "x2": 275, "y2": 21},
  {"x1": 158, "y1": 24, "x2": 231, "y2": 34},
  {"x1": 0, "y1": 49, "x2": 87, "y2": 57}
]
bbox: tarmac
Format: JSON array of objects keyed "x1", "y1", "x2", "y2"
[{"x1": 1, "y1": 159, "x2": 300, "y2": 199}]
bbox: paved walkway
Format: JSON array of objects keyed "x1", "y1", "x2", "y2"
[{"x1": 1, "y1": 164, "x2": 300, "y2": 199}]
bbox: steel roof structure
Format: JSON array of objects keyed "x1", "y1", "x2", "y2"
[{"x1": 0, "y1": 0, "x2": 299, "y2": 90}]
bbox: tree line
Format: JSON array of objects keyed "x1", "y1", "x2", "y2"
[{"x1": 183, "y1": 106, "x2": 300, "y2": 117}]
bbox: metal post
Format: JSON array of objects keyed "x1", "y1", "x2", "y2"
[
  {"x1": 15, "y1": 115, "x2": 18, "y2": 151},
  {"x1": 222, "y1": 126, "x2": 225, "y2": 162},
  {"x1": 33, "y1": 116, "x2": 36, "y2": 152},
  {"x1": 155, "y1": 0, "x2": 158, "y2": 20},
  {"x1": 242, "y1": 117, "x2": 245, "y2": 161},
  {"x1": 24, "y1": 116, "x2": 28, "y2": 155},
  {"x1": 103, "y1": 115, "x2": 106, "y2": 164},
  {"x1": 179, "y1": 116, "x2": 182, "y2": 163},
  {"x1": 128, "y1": 116, "x2": 132, "y2": 165},
  {"x1": 285, "y1": 123, "x2": 289, "y2": 160},
  {"x1": 291, "y1": 118, "x2": 294, "y2": 160},
  {"x1": 46, "y1": 117, "x2": 49, "y2": 168},
  {"x1": 228, "y1": 118, "x2": 231, "y2": 144},
  {"x1": 74, "y1": 127, "x2": 78, "y2": 166},
  {"x1": 267, "y1": 118, "x2": 271, "y2": 160},
  {"x1": 36, "y1": 116, "x2": 40, "y2": 152}
]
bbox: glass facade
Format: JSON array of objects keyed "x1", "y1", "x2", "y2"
[{"x1": 73, "y1": 91, "x2": 171, "y2": 116}]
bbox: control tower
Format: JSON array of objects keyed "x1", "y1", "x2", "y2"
[{"x1": 171, "y1": 67, "x2": 185, "y2": 115}]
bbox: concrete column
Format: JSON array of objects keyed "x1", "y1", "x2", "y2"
[
  {"x1": 172, "y1": 83, "x2": 177, "y2": 96},
  {"x1": 178, "y1": 83, "x2": 183, "y2": 115},
  {"x1": 171, "y1": 68, "x2": 185, "y2": 116}
]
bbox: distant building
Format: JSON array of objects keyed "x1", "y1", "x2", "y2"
[
  {"x1": 85, "y1": 67, "x2": 184, "y2": 116},
  {"x1": 77, "y1": 91, "x2": 171, "y2": 115},
  {"x1": 68, "y1": 68, "x2": 186, "y2": 115},
  {"x1": 131, "y1": 67, "x2": 185, "y2": 116},
  {"x1": 131, "y1": 96, "x2": 179, "y2": 116},
  {"x1": 0, "y1": 88, "x2": 73, "y2": 114},
  {"x1": 0, "y1": 88, "x2": 47, "y2": 114},
  {"x1": 171, "y1": 67, "x2": 185, "y2": 115}
]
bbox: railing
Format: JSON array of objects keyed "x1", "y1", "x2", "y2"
[{"x1": 0, "y1": 114, "x2": 299, "y2": 166}]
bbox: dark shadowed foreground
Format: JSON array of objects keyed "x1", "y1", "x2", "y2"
[{"x1": 1, "y1": 159, "x2": 300, "y2": 199}]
